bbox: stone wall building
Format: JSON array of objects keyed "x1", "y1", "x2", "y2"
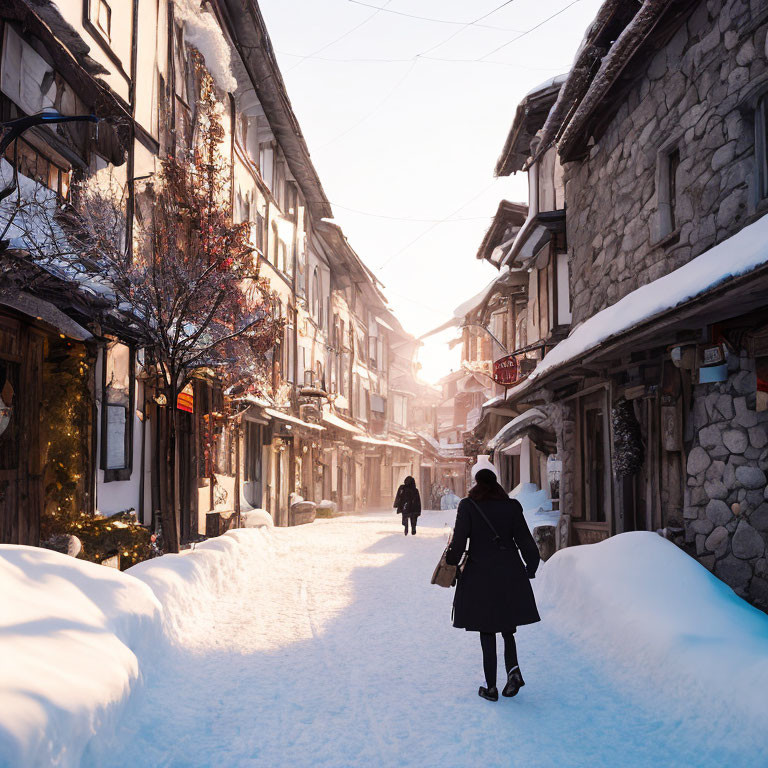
[{"x1": 467, "y1": 0, "x2": 768, "y2": 610}]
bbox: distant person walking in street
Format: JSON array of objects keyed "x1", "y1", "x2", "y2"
[
  {"x1": 394, "y1": 476, "x2": 421, "y2": 535},
  {"x1": 446, "y1": 468, "x2": 540, "y2": 702}
]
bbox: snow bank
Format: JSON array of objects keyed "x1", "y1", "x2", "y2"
[
  {"x1": 241, "y1": 508, "x2": 274, "y2": 528},
  {"x1": 538, "y1": 532, "x2": 768, "y2": 750},
  {"x1": 0, "y1": 545, "x2": 162, "y2": 768},
  {"x1": 127, "y1": 529, "x2": 272, "y2": 643},
  {"x1": 511, "y1": 482, "x2": 560, "y2": 530},
  {"x1": 0, "y1": 528, "x2": 274, "y2": 766}
]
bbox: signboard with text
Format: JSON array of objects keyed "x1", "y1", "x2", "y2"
[{"x1": 493, "y1": 355, "x2": 519, "y2": 386}]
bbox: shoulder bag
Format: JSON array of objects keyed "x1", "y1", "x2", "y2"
[{"x1": 430, "y1": 529, "x2": 467, "y2": 588}]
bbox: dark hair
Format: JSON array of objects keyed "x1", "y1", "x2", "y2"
[
  {"x1": 468, "y1": 468, "x2": 508, "y2": 501},
  {"x1": 403, "y1": 476, "x2": 416, "y2": 488}
]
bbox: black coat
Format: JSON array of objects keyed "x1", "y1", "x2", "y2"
[
  {"x1": 394, "y1": 484, "x2": 421, "y2": 517},
  {"x1": 446, "y1": 497, "x2": 540, "y2": 632}
]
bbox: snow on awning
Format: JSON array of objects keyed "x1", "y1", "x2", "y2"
[
  {"x1": 487, "y1": 408, "x2": 546, "y2": 451},
  {"x1": 263, "y1": 407, "x2": 325, "y2": 432},
  {"x1": 0, "y1": 291, "x2": 93, "y2": 341},
  {"x1": 352, "y1": 435, "x2": 421, "y2": 455},
  {"x1": 321, "y1": 408, "x2": 364, "y2": 434},
  {"x1": 506, "y1": 212, "x2": 768, "y2": 402},
  {"x1": 452, "y1": 274, "x2": 506, "y2": 319}
]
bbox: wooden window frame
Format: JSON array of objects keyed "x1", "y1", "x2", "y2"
[
  {"x1": 573, "y1": 388, "x2": 612, "y2": 529},
  {"x1": 755, "y1": 93, "x2": 768, "y2": 202},
  {"x1": 100, "y1": 342, "x2": 135, "y2": 483},
  {"x1": 655, "y1": 138, "x2": 683, "y2": 244},
  {"x1": 82, "y1": 0, "x2": 130, "y2": 83}
]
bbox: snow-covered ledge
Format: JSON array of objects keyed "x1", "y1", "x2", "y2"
[{"x1": 506, "y1": 212, "x2": 768, "y2": 401}]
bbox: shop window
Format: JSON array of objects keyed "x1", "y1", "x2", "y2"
[{"x1": 101, "y1": 341, "x2": 134, "y2": 482}]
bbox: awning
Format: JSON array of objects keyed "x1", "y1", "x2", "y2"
[
  {"x1": 504, "y1": 211, "x2": 768, "y2": 404},
  {"x1": 502, "y1": 209, "x2": 566, "y2": 268},
  {"x1": 376, "y1": 316, "x2": 395, "y2": 332},
  {"x1": 321, "y1": 408, "x2": 364, "y2": 434},
  {"x1": 487, "y1": 408, "x2": 546, "y2": 451},
  {"x1": 263, "y1": 407, "x2": 325, "y2": 432},
  {"x1": 352, "y1": 435, "x2": 421, "y2": 455},
  {"x1": 500, "y1": 438, "x2": 524, "y2": 456},
  {"x1": 0, "y1": 290, "x2": 93, "y2": 341}
]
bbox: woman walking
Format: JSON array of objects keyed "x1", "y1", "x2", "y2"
[
  {"x1": 393, "y1": 476, "x2": 421, "y2": 535},
  {"x1": 446, "y1": 468, "x2": 540, "y2": 701}
]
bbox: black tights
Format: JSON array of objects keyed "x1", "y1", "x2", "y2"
[{"x1": 479, "y1": 631, "x2": 518, "y2": 689}]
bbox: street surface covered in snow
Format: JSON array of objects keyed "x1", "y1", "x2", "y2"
[{"x1": 89, "y1": 511, "x2": 760, "y2": 768}]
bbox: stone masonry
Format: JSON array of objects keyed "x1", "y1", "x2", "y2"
[
  {"x1": 684, "y1": 351, "x2": 768, "y2": 610},
  {"x1": 564, "y1": 0, "x2": 768, "y2": 326}
]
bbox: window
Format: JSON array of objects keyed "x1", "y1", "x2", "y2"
[
  {"x1": 96, "y1": 0, "x2": 112, "y2": 39},
  {"x1": 311, "y1": 268, "x2": 320, "y2": 321},
  {"x1": 271, "y1": 222, "x2": 279, "y2": 266},
  {"x1": 100, "y1": 341, "x2": 134, "y2": 481},
  {"x1": 756, "y1": 94, "x2": 768, "y2": 201},
  {"x1": 657, "y1": 144, "x2": 681, "y2": 240},
  {"x1": 393, "y1": 394, "x2": 407, "y2": 427},
  {"x1": 253, "y1": 208, "x2": 265, "y2": 254},
  {"x1": 259, "y1": 143, "x2": 274, "y2": 188},
  {"x1": 3, "y1": 138, "x2": 70, "y2": 199}
]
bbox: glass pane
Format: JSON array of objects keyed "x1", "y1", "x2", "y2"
[
  {"x1": 106, "y1": 342, "x2": 130, "y2": 397},
  {"x1": 106, "y1": 404, "x2": 127, "y2": 469}
]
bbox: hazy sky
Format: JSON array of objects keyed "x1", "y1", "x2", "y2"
[{"x1": 258, "y1": 0, "x2": 605, "y2": 382}]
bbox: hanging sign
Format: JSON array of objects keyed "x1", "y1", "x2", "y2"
[
  {"x1": 177, "y1": 383, "x2": 194, "y2": 413},
  {"x1": 492, "y1": 355, "x2": 519, "y2": 386}
]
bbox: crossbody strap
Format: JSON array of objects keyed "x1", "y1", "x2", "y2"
[{"x1": 466, "y1": 498, "x2": 512, "y2": 551}]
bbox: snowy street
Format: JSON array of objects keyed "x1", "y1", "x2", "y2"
[{"x1": 83, "y1": 511, "x2": 755, "y2": 768}]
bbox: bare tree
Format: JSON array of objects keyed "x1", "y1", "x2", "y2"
[{"x1": 0, "y1": 59, "x2": 282, "y2": 552}]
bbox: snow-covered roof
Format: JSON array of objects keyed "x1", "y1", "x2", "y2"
[
  {"x1": 524, "y1": 73, "x2": 568, "y2": 98},
  {"x1": 507, "y1": 213, "x2": 768, "y2": 401},
  {"x1": 263, "y1": 407, "x2": 325, "y2": 432},
  {"x1": 416, "y1": 431, "x2": 465, "y2": 459},
  {"x1": 321, "y1": 408, "x2": 364, "y2": 435},
  {"x1": 452, "y1": 271, "x2": 513, "y2": 319},
  {"x1": 483, "y1": 394, "x2": 505, "y2": 409},
  {"x1": 487, "y1": 408, "x2": 546, "y2": 451},
  {"x1": 352, "y1": 435, "x2": 421, "y2": 455},
  {"x1": 0, "y1": 290, "x2": 93, "y2": 341}
]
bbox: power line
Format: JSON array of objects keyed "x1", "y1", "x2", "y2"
[
  {"x1": 277, "y1": 49, "x2": 570, "y2": 71},
  {"x1": 275, "y1": 0, "x2": 581, "y2": 69},
  {"x1": 478, "y1": 0, "x2": 585, "y2": 61},
  {"x1": 330, "y1": 201, "x2": 494, "y2": 223},
  {"x1": 346, "y1": 0, "x2": 523, "y2": 31},
  {"x1": 317, "y1": 59, "x2": 419, "y2": 149},
  {"x1": 378, "y1": 182, "x2": 497, "y2": 270},
  {"x1": 287, "y1": 0, "x2": 394, "y2": 71},
  {"x1": 415, "y1": 0, "x2": 518, "y2": 57}
]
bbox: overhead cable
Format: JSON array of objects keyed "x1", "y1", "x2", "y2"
[{"x1": 346, "y1": 0, "x2": 523, "y2": 31}]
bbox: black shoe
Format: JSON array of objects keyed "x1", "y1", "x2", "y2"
[
  {"x1": 403, "y1": 528, "x2": 407, "y2": 535},
  {"x1": 478, "y1": 686, "x2": 498, "y2": 702},
  {"x1": 502, "y1": 666, "x2": 525, "y2": 697}
]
